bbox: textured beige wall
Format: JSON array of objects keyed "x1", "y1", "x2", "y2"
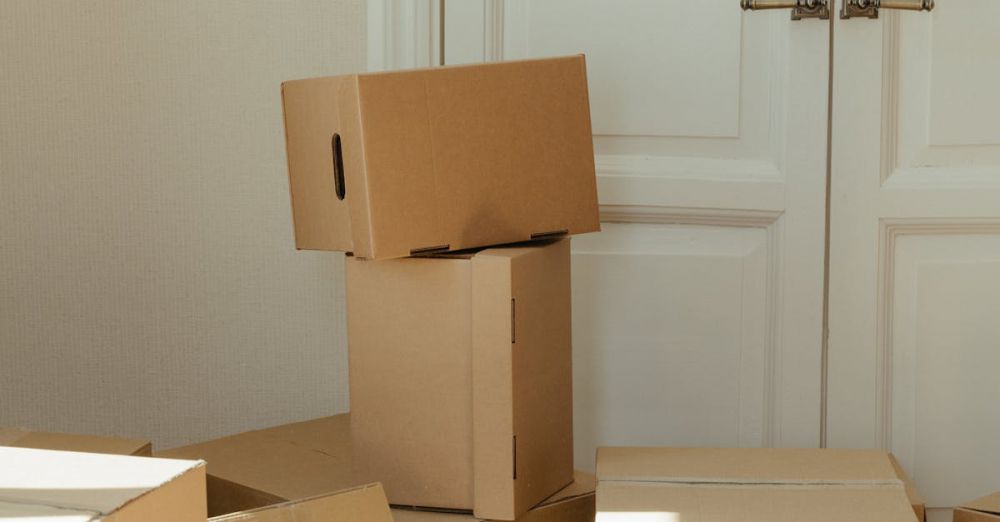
[{"x1": 0, "y1": 1, "x2": 363, "y2": 449}]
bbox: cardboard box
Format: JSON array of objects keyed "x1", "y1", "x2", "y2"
[
  {"x1": 157, "y1": 414, "x2": 591, "y2": 521},
  {"x1": 890, "y1": 453, "x2": 927, "y2": 521},
  {"x1": 392, "y1": 473, "x2": 596, "y2": 522},
  {"x1": 157, "y1": 415, "x2": 353, "y2": 517},
  {"x1": 954, "y1": 492, "x2": 1000, "y2": 521},
  {"x1": 348, "y1": 239, "x2": 573, "y2": 519},
  {"x1": 281, "y1": 55, "x2": 600, "y2": 259},
  {"x1": 596, "y1": 447, "x2": 919, "y2": 522},
  {"x1": 0, "y1": 446, "x2": 205, "y2": 521},
  {"x1": 208, "y1": 483, "x2": 393, "y2": 522},
  {"x1": 0, "y1": 426, "x2": 152, "y2": 456}
]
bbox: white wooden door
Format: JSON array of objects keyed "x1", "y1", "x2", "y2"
[
  {"x1": 828, "y1": 2, "x2": 1000, "y2": 520},
  {"x1": 433, "y1": 0, "x2": 830, "y2": 471}
]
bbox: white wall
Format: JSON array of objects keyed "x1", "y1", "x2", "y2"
[{"x1": 0, "y1": 1, "x2": 364, "y2": 449}]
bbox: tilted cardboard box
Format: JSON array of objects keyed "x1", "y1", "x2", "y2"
[
  {"x1": 347, "y1": 239, "x2": 574, "y2": 519},
  {"x1": 157, "y1": 414, "x2": 593, "y2": 521},
  {"x1": 208, "y1": 483, "x2": 393, "y2": 522},
  {"x1": 596, "y1": 447, "x2": 919, "y2": 522},
  {"x1": 0, "y1": 447, "x2": 205, "y2": 521},
  {"x1": 281, "y1": 56, "x2": 600, "y2": 259},
  {"x1": 954, "y1": 492, "x2": 1000, "y2": 521},
  {"x1": 0, "y1": 426, "x2": 152, "y2": 456}
]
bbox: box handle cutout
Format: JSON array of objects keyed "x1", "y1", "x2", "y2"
[
  {"x1": 331, "y1": 133, "x2": 346, "y2": 200},
  {"x1": 512, "y1": 435, "x2": 517, "y2": 480},
  {"x1": 511, "y1": 298, "x2": 516, "y2": 344}
]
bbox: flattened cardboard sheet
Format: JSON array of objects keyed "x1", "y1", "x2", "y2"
[{"x1": 208, "y1": 483, "x2": 393, "y2": 522}]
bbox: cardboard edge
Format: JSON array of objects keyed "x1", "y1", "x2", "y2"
[
  {"x1": 573, "y1": 54, "x2": 601, "y2": 236},
  {"x1": 104, "y1": 461, "x2": 207, "y2": 522},
  {"x1": 208, "y1": 483, "x2": 392, "y2": 522},
  {"x1": 472, "y1": 254, "x2": 515, "y2": 520},
  {"x1": 340, "y1": 75, "x2": 374, "y2": 258},
  {"x1": 888, "y1": 453, "x2": 925, "y2": 521}
]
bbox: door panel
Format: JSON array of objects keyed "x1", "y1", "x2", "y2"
[
  {"x1": 829, "y1": 0, "x2": 1000, "y2": 513},
  {"x1": 446, "y1": 0, "x2": 828, "y2": 470}
]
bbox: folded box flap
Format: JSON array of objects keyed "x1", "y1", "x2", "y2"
[
  {"x1": 596, "y1": 447, "x2": 902, "y2": 486},
  {"x1": 963, "y1": 491, "x2": 1000, "y2": 515}
]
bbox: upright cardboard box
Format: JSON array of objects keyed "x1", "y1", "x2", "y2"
[
  {"x1": 0, "y1": 447, "x2": 205, "y2": 521},
  {"x1": 158, "y1": 414, "x2": 593, "y2": 521},
  {"x1": 281, "y1": 55, "x2": 599, "y2": 259},
  {"x1": 348, "y1": 239, "x2": 574, "y2": 519},
  {"x1": 954, "y1": 492, "x2": 1000, "y2": 521},
  {"x1": 596, "y1": 447, "x2": 918, "y2": 522},
  {"x1": 208, "y1": 484, "x2": 393, "y2": 522},
  {"x1": 0, "y1": 426, "x2": 152, "y2": 456}
]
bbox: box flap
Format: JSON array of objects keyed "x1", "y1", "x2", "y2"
[
  {"x1": 157, "y1": 416, "x2": 353, "y2": 504},
  {"x1": 1, "y1": 426, "x2": 151, "y2": 456},
  {"x1": 0, "y1": 447, "x2": 203, "y2": 518},
  {"x1": 472, "y1": 239, "x2": 574, "y2": 520},
  {"x1": 0, "y1": 500, "x2": 97, "y2": 521},
  {"x1": 597, "y1": 447, "x2": 901, "y2": 486},
  {"x1": 963, "y1": 491, "x2": 1000, "y2": 515},
  {"x1": 208, "y1": 483, "x2": 393, "y2": 522},
  {"x1": 596, "y1": 482, "x2": 917, "y2": 522}
]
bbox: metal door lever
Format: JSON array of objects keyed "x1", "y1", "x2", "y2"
[
  {"x1": 841, "y1": 0, "x2": 934, "y2": 19},
  {"x1": 741, "y1": 0, "x2": 830, "y2": 20}
]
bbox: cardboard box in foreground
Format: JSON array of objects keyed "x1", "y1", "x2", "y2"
[
  {"x1": 954, "y1": 491, "x2": 1000, "y2": 521},
  {"x1": 890, "y1": 453, "x2": 927, "y2": 521},
  {"x1": 281, "y1": 55, "x2": 599, "y2": 259},
  {"x1": 596, "y1": 447, "x2": 919, "y2": 522},
  {"x1": 158, "y1": 414, "x2": 594, "y2": 521},
  {"x1": 0, "y1": 426, "x2": 152, "y2": 456},
  {"x1": 208, "y1": 483, "x2": 393, "y2": 522},
  {"x1": 348, "y1": 239, "x2": 573, "y2": 519},
  {"x1": 0, "y1": 446, "x2": 205, "y2": 521}
]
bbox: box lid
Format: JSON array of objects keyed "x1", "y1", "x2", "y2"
[
  {"x1": 0, "y1": 447, "x2": 205, "y2": 521},
  {"x1": 208, "y1": 483, "x2": 393, "y2": 522},
  {"x1": 0, "y1": 426, "x2": 152, "y2": 456},
  {"x1": 596, "y1": 448, "x2": 916, "y2": 522}
]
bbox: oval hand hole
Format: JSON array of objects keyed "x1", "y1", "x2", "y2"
[{"x1": 331, "y1": 133, "x2": 346, "y2": 200}]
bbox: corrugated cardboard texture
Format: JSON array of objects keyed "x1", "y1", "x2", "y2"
[
  {"x1": 889, "y1": 453, "x2": 926, "y2": 521},
  {"x1": 596, "y1": 447, "x2": 917, "y2": 522},
  {"x1": 473, "y1": 240, "x2": 574, "y2": 519},
  {"x1": 955, "y1": 492, "x2": 1000, "y2": 521},
  {"x1": 208, "y1": 483, "x2": 393, "y2": 522},
  {"x1": 348, "y1": 255, "x2": 475, "y2": 509},
  {"x1": 0, "y1": 447, "x2": 206, "y2": 521},
  {"x1": 157, "y1": 416, "x2": 352, "y2": 517},
  {"x1": 348, "y1": 240, "x2": 573, "y2": 516},
  {"x1": 282, "y1": 56, "x2": 600, "y2": 259},
  {"x1": 0, "y1": 427, "x2": 152, "y2": 456},
  {"x1": 393, "y1": 472, "x2": 595, "y2": 522}
]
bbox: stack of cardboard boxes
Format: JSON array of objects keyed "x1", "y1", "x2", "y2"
[{"x1": 278, "y1": 55, "x2": 601, "y2": 521}]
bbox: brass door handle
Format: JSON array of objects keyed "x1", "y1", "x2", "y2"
[
  {"x1": 741, "y1": 0, "x2": 830, "y2": 20},
  {"x1": 841, "y1": 0, "x2": 934, "y2": 19}
]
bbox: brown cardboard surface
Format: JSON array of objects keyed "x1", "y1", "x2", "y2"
[
  {"x1": 392, "y1": 472, "x2": 595, "y2": 522},
  {"x1": 282, "y1": 56, "x2": 599, "y2": 259},
  {"x1": 157, "y1": 416, "x2": 352, "y2": 517},
  {"x1": 0, "y1": 447, "x2": 206, "y2": 521},
  {"x1": 890, "y1": 453, "x2": 927, "y2": 521},
  {"x1": 348, "y1": 239, "x2": 573, "y2": 518},
  {"x1": 208, "y1": 483, "x2": 393, "y2": 522},
  {"x1": 955, "y1": 491, "x2": 1000, "y2": 521},
  {"x1": 472, "y1": 240, "x2": 574, "y2": 519},
  {"x1": 0, "y1": 426, "x2": 152, "y2": 456},
  {"x1": 596, "y1": 447, "x2": 917, "y2": 522}
]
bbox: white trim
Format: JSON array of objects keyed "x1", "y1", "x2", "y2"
[{"x1": 367, "y1": 0, "x2": 441, "y2": 72}]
